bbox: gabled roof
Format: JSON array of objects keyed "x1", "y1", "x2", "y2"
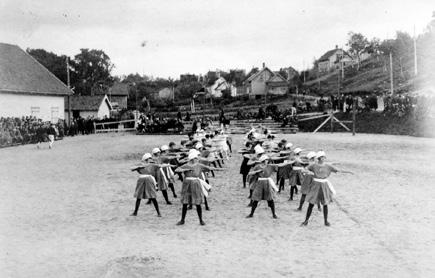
[
  {"x1": 66, "y1": 95, "x2": 112, "y2": 111},
  {"x1": 214, "y1": 77, "x2": 229, "y2": 90},
  {"x1": 246, "y1": 67, "x2": 288, "y2": 86},
  {"x1": 0, "y1": 43, "x2": 72, "y2": 96},
  {"x1": 246, "y1": 67, "x2": 275, "y2": 82},
  {"x1": 104, "y1": 82, "x2": 129, "y2": 96},
  {"x1": 318, "y1": 48, "x2": 353, "y2": 62}
]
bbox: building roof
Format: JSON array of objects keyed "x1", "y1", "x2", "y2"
[
  {"x1": 0, "y1": 43, "x2": 72, "y2": 96},
  {"x1": 246, "y1": 67, "x2": 275, "y2": 82},
  {"x1": 246, "y1": 67, "x2": 288, "y2": 87},
  {"x1": 318, "y1": 48, "x2": 353, "y2": 62},
  {"x1": 105, "y1": 82, "x2": 129, "y2": 96},
  {"x1": 66, "y1": 95, "x2": 112, "y2": 111}
]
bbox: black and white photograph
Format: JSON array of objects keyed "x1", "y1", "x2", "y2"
[{"x1": 1, "y1": 0, "x2": 434, "y2": 277}]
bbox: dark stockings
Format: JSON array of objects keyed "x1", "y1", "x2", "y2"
[
  {"x1": 242, "y1": 174, "x2": 247, "y2": 188},
  {"x1": 302, "y1": 204, "x2": 329, "y2": 226},
  {"x1": 177, "y1": 204, "x2": 205, "y2": 225},
  {"x1": 168, "y1": 183, "x2": 177, "y2": 198},
  {"x1": 278, "y1": 178, "x2": 285, "y2": 192},
  {"x1": 247, "y1": 200, "x2": 277, "y2": 218},
  {"x1": 204, "y1": 197, "x2": 210, "y2": 210},
  {"x1": 289, "y1": 186, "x2": 297, "y2": 200},
  {"x1": 323, "y1": 205, "x2": 329, "y2": 226},
  {"x1": 298, "y1": 194, "x2": 321, "y2": 211},
  {"x1": 162, "y1": 190, "x2": 172, "y2": 204},
  {"x1": 298, "y1": 194, "x2": 306, "y2": 210},
  {"x1": 132, "y1": 198, "x2": 160, "y2": 216}
]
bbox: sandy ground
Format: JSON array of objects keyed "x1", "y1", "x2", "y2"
[{"x1": 1, "y1": 132, "x2": 435, "y2": 278}]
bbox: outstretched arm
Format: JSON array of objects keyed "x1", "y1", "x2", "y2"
[
  {"x1": 337, "y1": 169, "x2": 354, "y2": 174},
  {"x1": 200, "y1": 163, "x2": 225, "y2": 172},
  {"x1": 174, "y1": 166, "x2": 190, "y2": 173}
]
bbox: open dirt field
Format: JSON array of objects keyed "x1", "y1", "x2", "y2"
[{"x1": 1, "y1": 132, "x2": 435, "y2": 277}]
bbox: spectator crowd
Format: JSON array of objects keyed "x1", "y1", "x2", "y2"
[{"x1": 0, "y1": 116, "x2": 66, "y2": 148}]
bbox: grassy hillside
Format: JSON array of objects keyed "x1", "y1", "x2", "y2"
[{"x1": 304, "y1": 55, "x2": 417, "y2": 96}]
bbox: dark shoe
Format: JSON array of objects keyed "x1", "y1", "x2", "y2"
[
  {"x1": 130, "y1": 212, "x2": 137, "y2": 216},
  {"x1": 166, "y1": 201, "x2": 172, "y2": 205},
  {"x1": 324, "y1": 222, "x2": 330, "y2": 226},
  {"x1": 176, "y1": 220, "x2": 185, "y2": 225},
  {"x1": 173, "y1": 194, "x2": 178, "y2": 198},
  {"x1": 157, "y1": 213, "x2": 162, "y2": 217},
  {"x1": 246, "y1": 214, "x2": 253, "y2": 218},
  {"x1": 199, "y1": 220, "x2": 206, "y2": 226},
  {"x1": 301, "y1": 221, "x2": 308, "y2": 226},
  {"x1": 296, "y1": 207, "x2": 302, "y2": 211},
  {"x1": 272, "y1": 214, "x2": 278, "y2": 219},
  {"x1": 205, "y1": 207, "x2": 210, "y2": 211}
]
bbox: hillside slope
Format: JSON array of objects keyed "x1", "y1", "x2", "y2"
[{"x1": 304, "y1": 55, "x2": 421, "y2": 96}]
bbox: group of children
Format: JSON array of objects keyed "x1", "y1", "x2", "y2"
[
  {"x1": 239, "y1": 126, "x2": 353, "y2": 226},
  {"x1": 129, "y1": 125, "x2": 352, "y2": 227},
  {"x1": 130, "y1": 130, "x2": 230, "y2": 225}
]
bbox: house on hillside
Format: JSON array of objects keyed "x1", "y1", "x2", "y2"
[
  {"x1": 158, "y1": 87, "x2": 174, "y2": 100},
  {"x1": 317, "y1": 46, "x2": 354, "y2": 72},
  {"x1": 65, "y1": 94, "x2": 112, "y2": 122},
  {"x1": 0, "y1": 43, "x2": 72, "y2": 122},
  {"x1": 207, "y1": 77, "x2": 232, "y2": 97},
  {"x1": 103, "y1": 82, "x2": 129, "y2": 110},
  {"x1": 244, "y1": 64, "x2": 288, "y2": 98}
]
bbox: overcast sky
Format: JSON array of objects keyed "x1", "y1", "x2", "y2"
[{"x1": 0, "y1": 0, "x2": 433, "y2": 78}]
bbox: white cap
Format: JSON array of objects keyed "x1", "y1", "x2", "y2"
[
  {"x1": 142, "y1": 153, "x2": 152, "y2": 161},
  {"x1": 285, "y1": 143, "x2": 293, "y2": 149},
  {"x1": 195, "y1": 142, "x2": 203, "y2": 149},
  {"x1": 294, "y1": 147, "x2": 303, "y2": 154},
  {"x1": 254, "y1": 145, "x2": 265, "y2": 154},
  {"x1": 259, "y1": 154, "x2": 269, "y2": 162},
  {"x1": 316, "y1": 151, "x2": 326, "y2": 158},
  {"x1": 152, "y1": 147, "x2": 161, "y2": 154},
  {"x1": 189, "y1": 148, "x2": 200, "y2": 154},
  {"x1": 188, "y1": 152, "x2": 199, "y2": 160},
  {"x1": 306, "y1": 151, "x2": 317, "y2": 159},
  {"x1": 160, "y1": 145, "x2": 169, "y2": 151}
]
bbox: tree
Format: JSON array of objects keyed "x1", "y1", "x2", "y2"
[
  {"x1": 71, "y1": 49, "x2": 114, "y2": 95},
  {"x1": 27, "y1": 48, "x2": 70, "y2": 85},
  {"x1": 366, "y1": 37, "x2": 381, "y2": 56},
  {"x1": 346, "y1": 32, "x2": 369, "y2": 69}
]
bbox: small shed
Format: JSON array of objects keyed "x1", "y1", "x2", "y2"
[{"x1": 65, "y1": 94, "x2": 112, "y2": 121}]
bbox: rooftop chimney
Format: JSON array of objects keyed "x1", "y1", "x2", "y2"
[
  {"x1": 335, "y1": 45, "x2": 338, "y2": 49},
  {"x1": 262, "y1": 62, "x2": 265, "y2": 69}
]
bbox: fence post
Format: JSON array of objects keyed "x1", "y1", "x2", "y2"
[
  {"x1": 330, "y1": 110, "x2": 333, "y2": 133},
  {"x1": 352, "y1": 97, "x2": 356, "y2": 136}
]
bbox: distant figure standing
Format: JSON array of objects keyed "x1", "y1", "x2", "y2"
[{"x1": 47, "y1": 123, "x2": 56, "y2": 149}]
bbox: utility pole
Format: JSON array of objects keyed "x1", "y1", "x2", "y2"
[
  {"x1": 66, "y1": 57, "x2": 71, "y2": 126},
  {"x1": 390, "y1": 52, "x2": 394, "y2": 95},
  {"x1": 414, "y1": 25, "x2": 418, "y2": 76}
]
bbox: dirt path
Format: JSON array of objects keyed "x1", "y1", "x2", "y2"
[{"x1": 1, "y1": 133, "x2": 434, "y2": 277}]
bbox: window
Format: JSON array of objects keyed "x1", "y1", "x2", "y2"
[
  {"x1": 51, "y1": 107, "x2": 59, "y2": 123},
  {"x1": 31, "y1": 107, "x2": 40, "y2": 117}
]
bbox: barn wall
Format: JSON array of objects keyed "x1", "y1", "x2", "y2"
[
  {"x1": 97, "y1": 100, "x2": 111, "y2": 119},
  {"x1": 0, "y1": 92, "x2": 65, "y2": 122}
]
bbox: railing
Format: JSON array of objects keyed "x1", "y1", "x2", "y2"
[{"x1": 93, "y1": 119, "x2": 136, "y2": 133}]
